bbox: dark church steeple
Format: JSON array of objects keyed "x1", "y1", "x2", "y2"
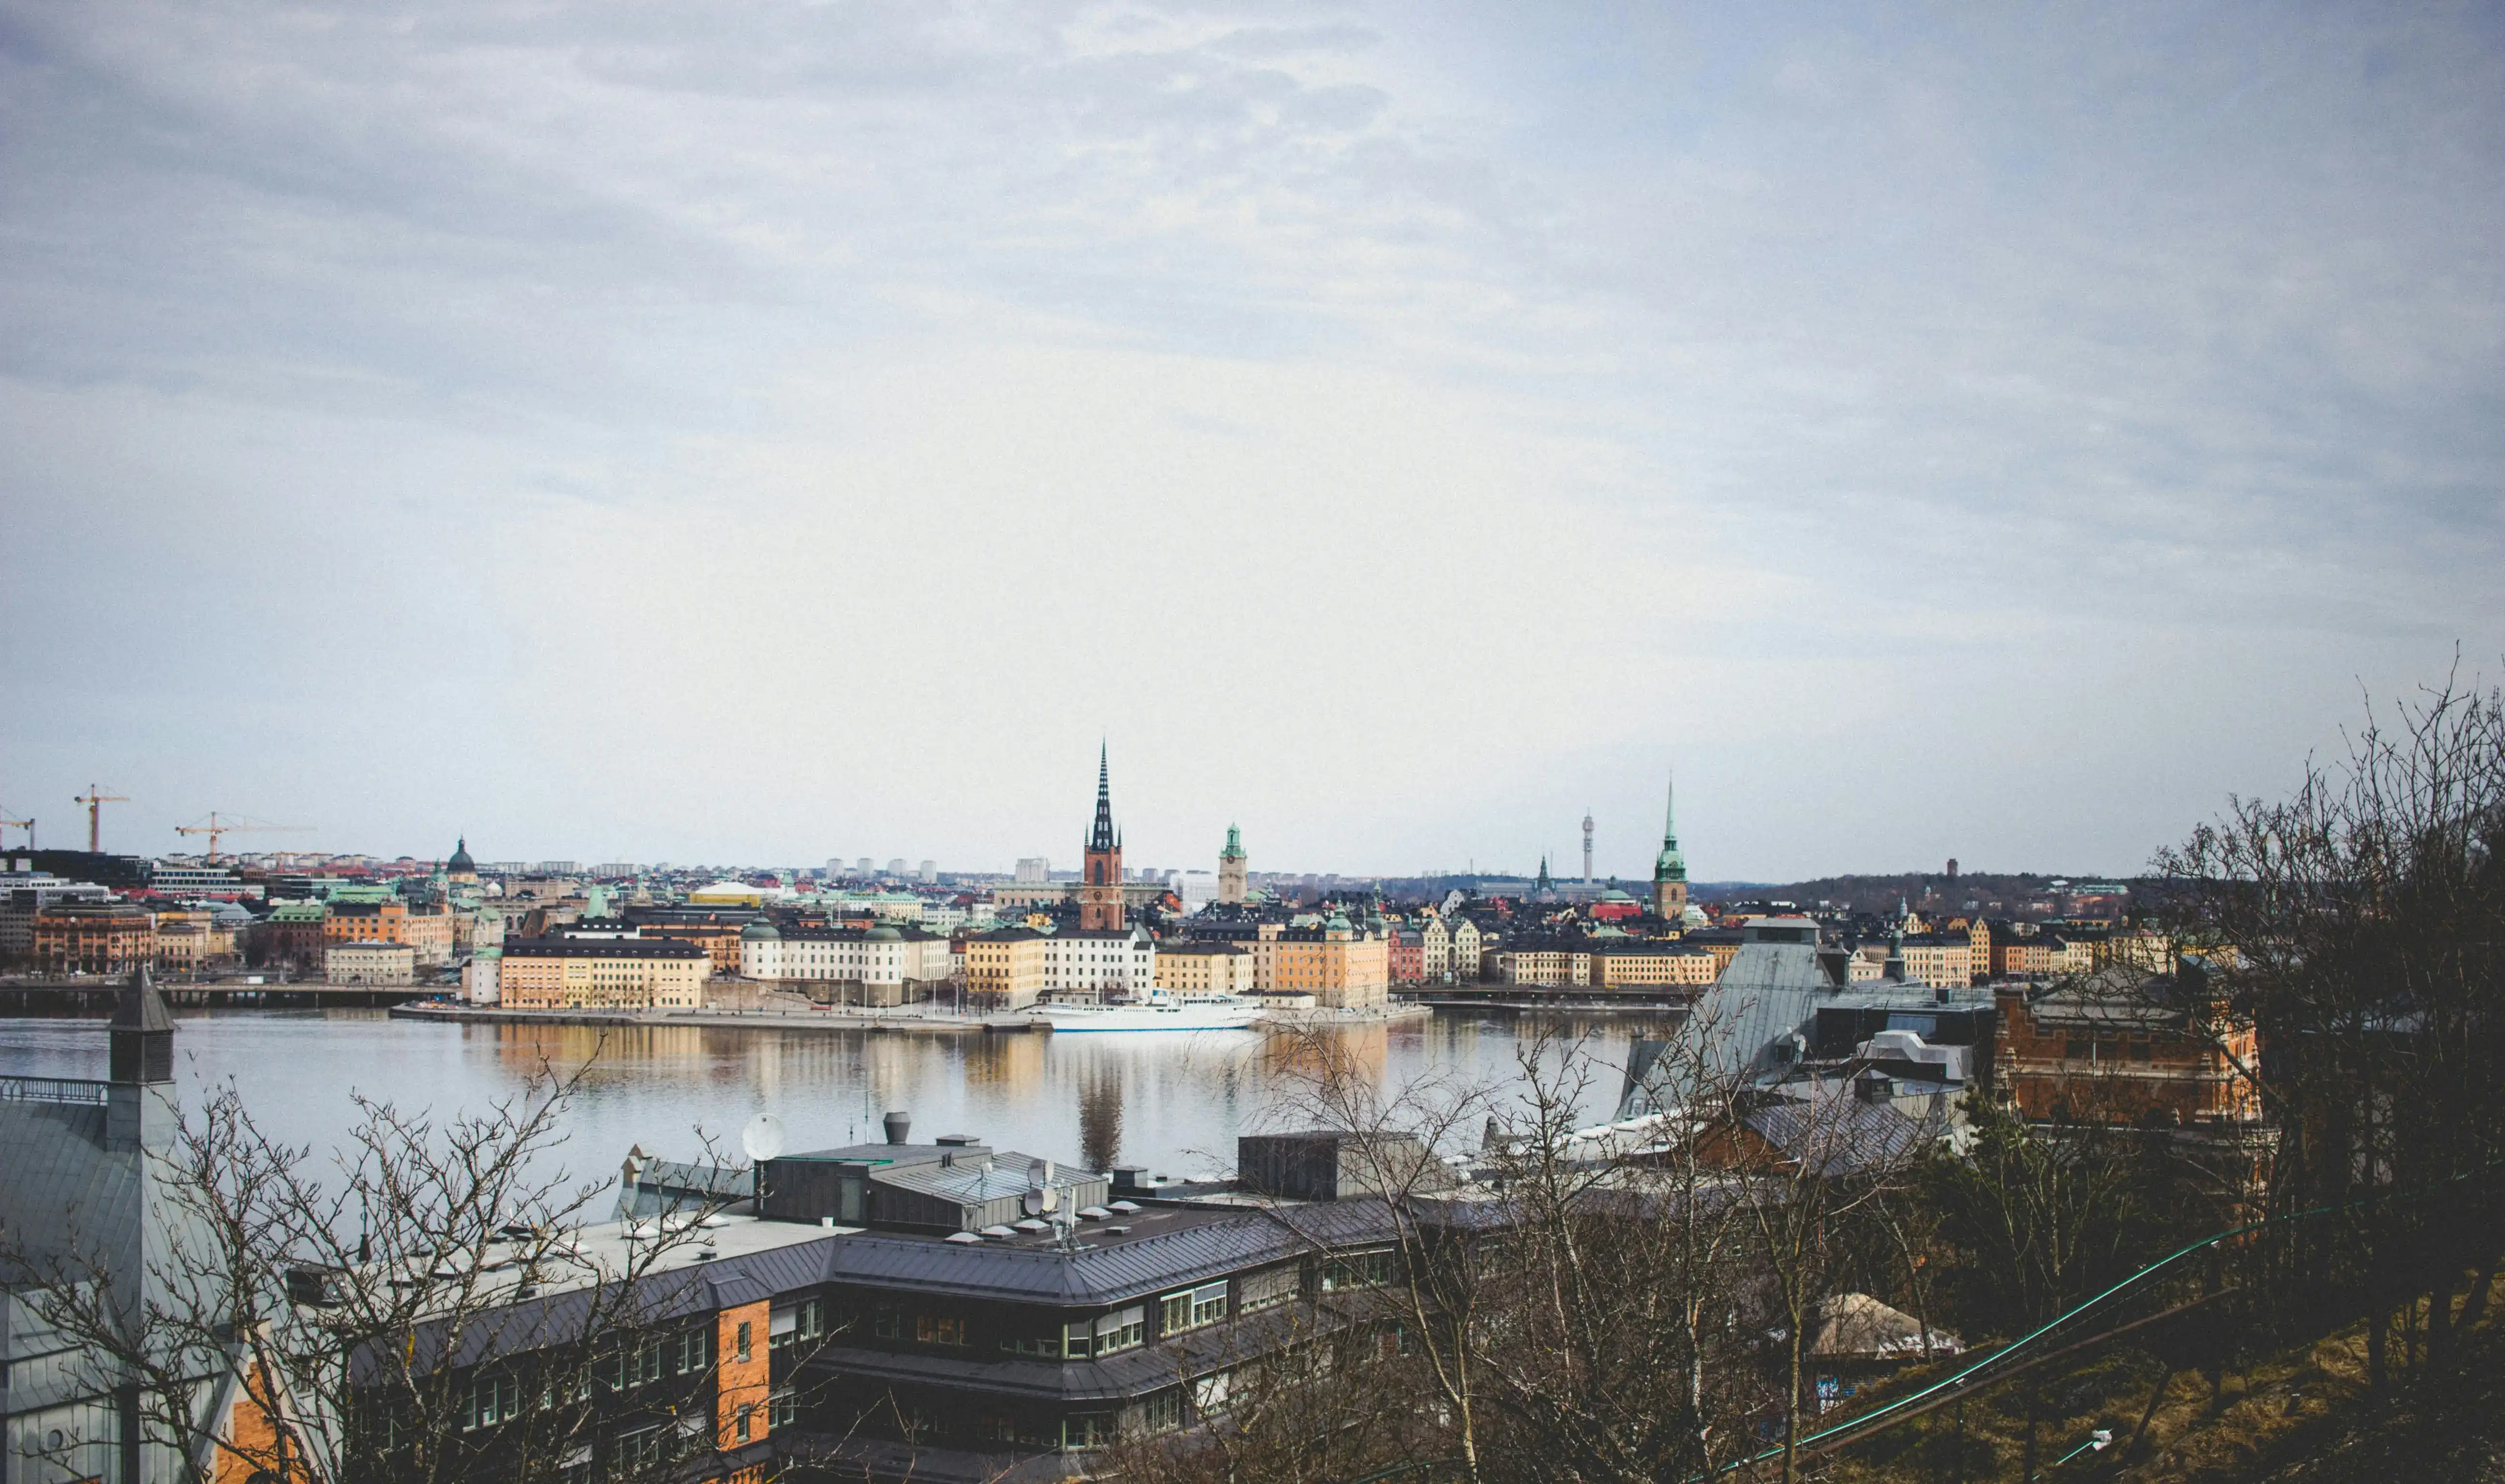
[{"x1": 108, "y1": 965, "x2": 174, "y2": 1085}]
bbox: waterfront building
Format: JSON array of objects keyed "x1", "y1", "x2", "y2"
[
  {"x1": 1041, "y1": 926, "x2": 1156, "y2": 999},
  {"x1": 463, "y1": 940, "x2": 503, "y2": 1004},
  {"x1": 1652, "y1": 772, "x2": 1690, "y2": 922},
  {"x1": 1078, "y1": 749, "x2": 1124, "y2": 932},
  {"x1": 1494, "y1": 941, "x2": 1719, "y2": 992},
  {"x1": 31, "y1": 901, "x2": 156, "y2": 976},
  {"x1": 0, "y1": 873, "x2": 113, "y2": 963},
  {"x1": 499, "y1": 936, "x2": 709, "y2": 1011},
  {"x1": 962, "y1": 927, "x2": 1049, "y2": 1009},
  {"x1": 250, "y1": 898, "x2": 330, "y2": 971},
  {"x1": 325, "y1": 940, "x2": 417, "y2": 986},
  {"x1": 148, "y1": 906, "x2": 240, "y2": 975},
  {"x1": 1217, "y1": 824, "x2": 1248, "y2": 905},
  {"x1": 1387, "y1": 928, "x2": 1424, "y2": 984},
  {"x1": 1418, "y1": 913, "x2": 1452, "y2": 981},
  {"x1": 321, "y1": 899, "x2": 455, "y2": 967},
  {"x1": 736, "y1": 921, "x2": 952, "y2": 1007},
  {"x1": 1258, "y1": 915, "x2": 1388, "y2": 1009},
  {"x1": 1450, "y1": 916, "x2": 1486, "y2": 983},
  {"x1": 628, "y1": 910, "x2": 757, "y2": 976},
  {"x1": 1152, "y1": 941, "x2": 1254, "y2": 997}
]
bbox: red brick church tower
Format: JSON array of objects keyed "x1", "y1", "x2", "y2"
[{"x1": 1078, "y1": 744, "x2": 1124, "y2": 930}]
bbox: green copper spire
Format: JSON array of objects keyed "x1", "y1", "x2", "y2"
[
  {"x1": 1222, "y1": 823, "x2": 1244, "y2": 860},
  {"x1": 1654, "y1": 771, "x2": 1687, "y2": 884}
]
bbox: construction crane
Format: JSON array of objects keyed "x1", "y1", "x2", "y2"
[
  {"x1": 73, "y1": 785, "x2": 128, "y2": 853},
  {"x1": 0, "y1": 811, "x2": 29, "y2": 849},
  {"x1": 174, "y1": 812, "x2": 313, "y2": 862}
]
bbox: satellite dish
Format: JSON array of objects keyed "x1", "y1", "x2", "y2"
[
  {"x1": 741, "y1": 1114, "x2": 786, "y2": 1164},
  {"x1": 1022, "y1": 1190, "x2": 1045, "y2": 1217}
]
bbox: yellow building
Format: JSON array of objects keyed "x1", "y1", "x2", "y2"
[
  {"x1": 498, "y1": 936, "x2": 709, "y2": 1010},
  {"x1": 151, "y1": 907, "x2": 239, "y2": 974},
  {"x1": 1593, "y1": 944, "x2": 1719, "y2": 990},
  {"x1": 1259, "y1": 916, "x2": 1387, "y2": 1010},
  {"x1": 1153, "y1": 942, "x2": 1254, "y2": 997},
  {"x1": 962, "y1": 927, "x2": 1049, "y2": 1009},
  {"x1": 1898, "y1": 936, "x2": 1973, "y2": 989},
  {"x1": 689, "y1": 879, "x2": 768, "y2": 908}
]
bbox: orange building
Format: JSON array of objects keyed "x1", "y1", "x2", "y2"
[
  {"x1": 1259, "y1": 916, "x2": 1388, "y2": 1009},
  {"x1": 34, "y1": 901, "x2": 156, "y2": 974},
  {"x1": 323, "y1": 900, "x2": 457, "y2": 965}
]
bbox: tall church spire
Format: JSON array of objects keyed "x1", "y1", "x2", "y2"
[
  {"x1": 1089, "y1": 742, "x2": 1117, "y2": 852},
  {"x1": 1080, "y1": 744, "x2": 1125, "y2": 930},
  {"x1": 1652, "y1": 770, "x2": 1690, "y2": 923}
]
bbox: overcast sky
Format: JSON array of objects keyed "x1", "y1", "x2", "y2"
[{"x1": 2, "y1": 2, "x2": 2499, "y2": 882}]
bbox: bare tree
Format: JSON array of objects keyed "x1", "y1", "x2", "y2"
[
  {"x1": 8, "y1": 1053, "x2": 777, "y2": 1484},
  {"x1": 2155, "y1": 664, "x2": 2505, "y2": 1384}
]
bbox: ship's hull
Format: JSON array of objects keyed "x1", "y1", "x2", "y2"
[{"x1": 1028, "y1": 1002, "x2": 1265, "y2": 1032}]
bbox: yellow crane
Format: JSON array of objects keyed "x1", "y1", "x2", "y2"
[
  {"x1": 174, "y1": 812, "x2": 313, "y2": 862},
  {"x1": 0, "y1": 810, "x2": 29, "y2": 848},
  {"x1": 72, "y1": 785, "x2": 128, "y2": 852}
]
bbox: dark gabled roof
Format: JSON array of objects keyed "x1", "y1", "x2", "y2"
[{"x1": 502, "y1": 936, "x2": 708, "y2": 960}]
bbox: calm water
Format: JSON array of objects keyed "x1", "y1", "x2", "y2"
[{"x1": 0, "y1": 1010, "x2": 1682, "y2": 1190}]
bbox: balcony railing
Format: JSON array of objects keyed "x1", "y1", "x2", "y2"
[{"x1": 0, "y1": 1073, "x2": 112, "y2": 1106}]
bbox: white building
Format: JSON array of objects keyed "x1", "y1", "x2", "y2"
[
  {"x1": 1040, "y1": 926, "x2": 1155, "y2": 998},
  {"x1": 738, "y1": 922, "x2": 952, "y2": 991},
  {"x1": 1015, "y1": 857, "x2": 1051, "y2": 885},
  {"x1": 327, "y1": 941, "x2": 417, "y2": 986},
  {"x1": 464, "y1": 946, "x2": 503, "y2": 1004}
]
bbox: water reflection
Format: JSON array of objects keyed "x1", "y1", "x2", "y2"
[
  {"x1": 0, "y1": 1009, "x2": 1687, "y2": 1186},
  {"x1": 1077, "y1": 1070, "x2": 1123, "y2": 1172}
]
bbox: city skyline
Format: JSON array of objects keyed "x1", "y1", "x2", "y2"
[{"x1": 3, "y1": 4, "x2": 2499, "y2": 878}]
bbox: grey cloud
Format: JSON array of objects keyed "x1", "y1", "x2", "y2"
[{"x1": 0, "y1": 0, "x2": 2497, "y2": 872}]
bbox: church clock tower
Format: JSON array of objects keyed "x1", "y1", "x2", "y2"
[
  {"x1": 1079, "y1": 745, "x2": 1125, "y2": 931},
  {"x1": 1652, "y1": 771, "x2": 1690, "y2": 923}
]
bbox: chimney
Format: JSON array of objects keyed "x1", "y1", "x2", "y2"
[
  {"x1": 882, "y1": 1110, "x2": 911, "y2": 1145},
  {"x1": 1883, "y1": 933, "x2": 1906, "y2": 984}
]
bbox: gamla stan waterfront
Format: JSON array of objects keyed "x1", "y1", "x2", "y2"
[{"x1": 0, "y1": 1008, "x2": 1684, "y2": 1183}]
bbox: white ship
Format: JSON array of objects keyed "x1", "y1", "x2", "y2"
[{"x1": 1027, "y1": 990, "x2": 1266, "y2": 1033}]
